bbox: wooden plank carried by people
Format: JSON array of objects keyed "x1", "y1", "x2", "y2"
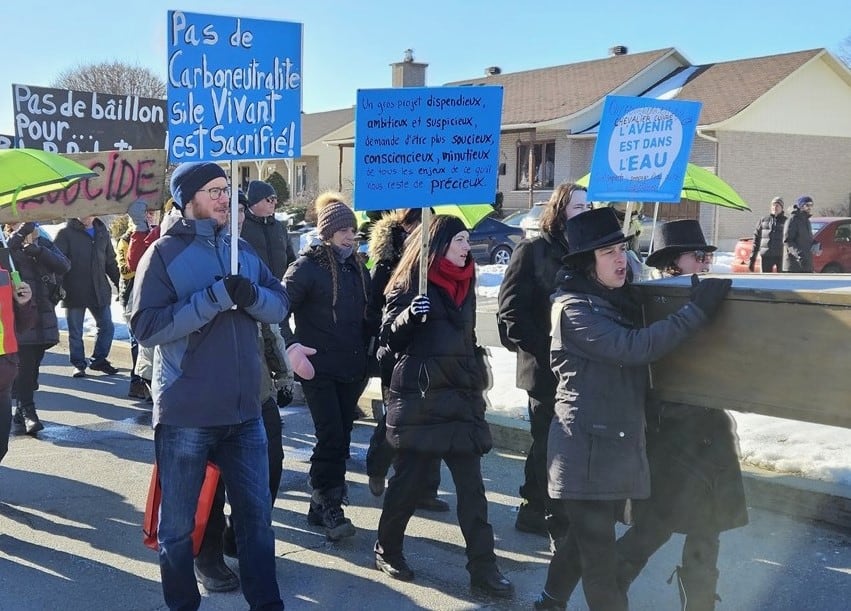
[
  {"x1": 0, "y1": 148, "x2": 168, "y2": 223},
  {"x1": 353, "y1": 85, "x2": 504, "y2": 292},
  {"x1": 166, "y1": 10, "x2": 302, "y2": 272}
]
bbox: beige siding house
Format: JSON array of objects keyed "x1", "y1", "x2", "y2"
[{"x1": 277, "y1": 47, "x2": 851, "y2": 248}]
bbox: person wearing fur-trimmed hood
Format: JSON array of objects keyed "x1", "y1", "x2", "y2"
[{"x1": 281, "y1": 191, "x2": 374, "y2": 541}]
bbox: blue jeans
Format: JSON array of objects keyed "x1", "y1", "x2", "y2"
[
  {"x1": 65, "y1": 306, "x2": 114, "y2": 368},
  {"x1": 155, "y1": 419, "x2": 283, "y2": 611}
]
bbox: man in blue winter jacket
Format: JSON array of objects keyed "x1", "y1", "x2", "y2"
[{"x1": 131, "y1": 161, "x2": 288, "y2": 611}]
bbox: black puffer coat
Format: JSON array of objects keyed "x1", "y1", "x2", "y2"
[
  {"x1": 53, "y1": 218, "x2": 120, "y2": 308},
  {"x1": 382, "y1": 281, "x2": 492, "y2": 456},
  {"x1": 636, "y1": 399, "x2": 749, "y2": 534},
  {"x1": 240, "y1": 210, "x2": 296, "y2": 279},
  {"x1": 497, "y1": 231, "x2": 569, "y2": 395},
  {"x1": 282, "y1": 243, "x2": 371, "y2": 383},
  {"x1": 6, "y1": 232, "x2": 70, "y2": 346},
  {"x1": 783, "y1": 208, "x2": 814, "y2": 272}
]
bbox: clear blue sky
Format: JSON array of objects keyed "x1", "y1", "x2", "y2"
[{"x1": 2, "y1": 0, "x2": 849, "y2": 136}]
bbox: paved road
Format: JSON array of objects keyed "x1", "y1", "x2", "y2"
[{"x1": 1, "y1": 350, "x2": 850, "y2": 610}]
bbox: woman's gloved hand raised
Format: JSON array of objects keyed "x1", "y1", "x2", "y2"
[
  {"x1": 409, "y1": 294, "x2": 430, "y2": 323},
  {"x1": 689, "y1": 274, "x2": 732, "y2": 319}
]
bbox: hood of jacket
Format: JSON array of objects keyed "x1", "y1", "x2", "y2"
[{"x1": 368, "y1": 216, "x2": 408, "y2": 263}]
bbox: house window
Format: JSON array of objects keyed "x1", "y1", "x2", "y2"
[
  {"x1": 295, "y1": 163, "x2": 308, "y2": 195},
  {"x1": 516, "y1": 141, "x2": 555, "y2": 190}
]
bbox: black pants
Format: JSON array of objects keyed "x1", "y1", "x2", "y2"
[
  {"x1": 366, "y1": 385, "x2": 441, "y2": 499},
  {"x1": 761, "y1": 254, "x2": 782, "y2": 273},
  {"x1": 617, "y1": 512, "x2": 720, "y2": 599},
  {"x1": 301, "y1": 376, "x2": 363, "y2": 493},
  {"x1": 519, "y1": 392, "x2": 555, "y2": 509},
  {"x1": 13, "y1": 344, "x2": 49, "y2": 408},
  {"x1": 376, "y1": 450, "x2": 496, "y2": 574},
  {"x1": 544, "y1": 499, "x2": 627, "y2": 611},
  {"x1": 0, "y1": 387, "x2": 10, "y2": 464}
]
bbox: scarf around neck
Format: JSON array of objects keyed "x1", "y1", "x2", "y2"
[{"x1": 428, "y1": 256, "x2": 474, "y2": 307}]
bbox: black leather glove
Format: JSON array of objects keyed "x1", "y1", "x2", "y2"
[
  {"x1": 22, "y1": 242, "x2": 42, "y2": 258},
  {"x1": 689, "y1": 274, "x2": 732, "y2": 319},
  {"x1": 223, "y1": 274, "x2": 257, "y2": 308},
  {"x1": 409, "y1": 294, "x2": 430, "y2": 323}
]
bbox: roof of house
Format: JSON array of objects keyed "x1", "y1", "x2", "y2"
[
  {"x1": 447, "y1": 48, "x2": 675, "y2": 124},
  {"x1": 447, "y1": 47, "x2": 823, "y2": 127},
  {"x1": 301, "y1": 107, "x2": 354, "y2": 145},
  {"x1": 668, "y1": 49, "x2": 822, "y2": 125}
]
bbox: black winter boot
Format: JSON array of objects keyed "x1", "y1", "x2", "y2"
[
  {"x1": 20, "y1": 404, "x2": 44, "y2": 435},
  {"x1": 308, "y1": 487, "x2": 356, "y2": 541},
  {"x1": 11, "y1": 406, "x2": 26, "y2": 435},
  {"x1": 669, "y1": 565, "x2": 721, "y2": 611}
]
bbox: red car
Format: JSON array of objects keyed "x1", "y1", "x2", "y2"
[{"x1": 732, "y1": 217, "x2": 851, "y2": 273}]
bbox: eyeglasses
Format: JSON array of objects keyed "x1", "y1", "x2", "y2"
[
  {"x1": 690, "y1": 250, "x2": 714, "y2": 263},
  {"x1": 198, "y1": 186, "x2": 231, "y2": 200}
]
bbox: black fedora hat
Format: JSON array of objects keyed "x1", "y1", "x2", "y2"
[
  {"x1": 645, "y1": 219, "x2": 716, "y2": 268},
  {"x1": 562, "y1": 207, "x2": 633, "y2": 262}
]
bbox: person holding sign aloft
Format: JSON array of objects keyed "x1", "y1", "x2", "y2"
[{"x1": 373, "y1": 215, "x2": 513, "y2": 599}]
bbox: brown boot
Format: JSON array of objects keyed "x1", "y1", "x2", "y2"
[{"x1": 20, "y1": 404, "x2": 44, "y2": 436}]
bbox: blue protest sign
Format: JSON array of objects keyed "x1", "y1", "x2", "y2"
[
  {"x1": 587, "y1": 95, "x2": 702, "y2": 203},
  {"x1": 166, "y1": 11, "x2": 302, "y2": 163},
  {"x1": 353, "y1": 86, "x2": 503, "y2": 210}
]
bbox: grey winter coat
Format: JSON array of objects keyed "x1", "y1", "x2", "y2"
[
  {"x1": 53, "y1": 218, "x2": 120, "y2": 308},
  {"x1": 547, "y1": 275, "x2": 707, "y2": 501}
]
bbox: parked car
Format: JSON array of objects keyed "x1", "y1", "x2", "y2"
[
  {"x1": 501, "y1": 208, "x2": 529, "y2": 229},
  {"x1": 731, "y1": 217, "x2": 851, "y2": 273},
  {"x1": 518, "y1": 202, "x2": 547, "y2": 238},
  {"x1": 469, "y1": 216, "x2": 524, "y2": 265}
]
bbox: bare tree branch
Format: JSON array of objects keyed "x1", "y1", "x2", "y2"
[
  {"x1": 838, "y1": 34, "x2": 851, "y2": 68},
  {"x1": 51, "y1": 61, "x2": 165, "y2": 98}
]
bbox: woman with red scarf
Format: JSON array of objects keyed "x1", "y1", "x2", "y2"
[{"x1": 372, "y1": 215, "x2": 513, "y2": 600}]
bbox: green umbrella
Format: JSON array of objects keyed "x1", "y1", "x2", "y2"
[
  {"x1": 431, "y1": 203, "x2": 495, "y2": 228},
  {"x1": 0, "y1": 148, "x2": 98, "y2": 209},
  {"x1": 576, "y1": 163, "x2": 750, "y2": 211}
]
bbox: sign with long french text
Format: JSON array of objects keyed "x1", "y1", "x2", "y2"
[
  {"x1": 587, "y1": 95, "x2": 701, "y2": 203},
  {"x1": 166, "y1": 11, "x2": 302, "y2": 162},
  {"x1": 353, "y1": 86, "x2": 503, "y2": 210}
]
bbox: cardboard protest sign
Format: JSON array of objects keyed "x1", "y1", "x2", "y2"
[
  {"x1": 587, "y1": 95, "x2": 702, "y2": 203},
  {"x1": 166, "y1": 11, "x2": 302, "y2": 163},
  {"x1": 0, "y1": 149, "x2": 167, "y2": 223},
  {"x1": 11, "y1": 84, "x2": 166, "y2": 153},
  {"x1": 353, "y1": 86, "x2": 503, "y2": 210}
]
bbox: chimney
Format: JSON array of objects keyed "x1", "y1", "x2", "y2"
[
  {"x1": 390, "y1": 49, "x2": 428, "y2": 88},
  {"x1": 609, "y1": 45, "x2": 628, "y2": 56},
  {"x1": 485, "y1": 66, "x2": 502, "y2": 76}
]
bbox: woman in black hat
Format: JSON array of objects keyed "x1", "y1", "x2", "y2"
[
  {"x1": 534, "y1": 209, "x2": 732, "y2": 611},
  {"x1": 616, "y1": 220, "x2": 748, "y2": 611}
]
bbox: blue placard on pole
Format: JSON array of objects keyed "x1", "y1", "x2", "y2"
[
  {"x1": 587, "y1": 95, "x2": 702, "y2": 203},
  {"x1": 166, "y1": 11, "x2": 302, "y2": 163},
  {"x1": 353, "y1": 86, "x2": 503, "y2": 210}
]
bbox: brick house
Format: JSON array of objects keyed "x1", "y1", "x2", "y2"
[{"x1": 277, "y1": 47, "x2": 851, "y2": 249}]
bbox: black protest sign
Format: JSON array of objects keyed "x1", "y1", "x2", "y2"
[{"x1": 12, "y1": 84, "x2": 167, "y2": 153}]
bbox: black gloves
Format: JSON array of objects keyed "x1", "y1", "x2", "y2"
[
  {"x1": 689, "y1": 274, "x2": 732, "y2": 319},
  {"x1": 223, "y1": 274, "x2": 257, "y2": 308},
  {"x1": 22, "y1": 243, "x2": 42, "y2": 258},
  {"x1": 409, "y1": 294, "x2": 430, "y2": 322}
]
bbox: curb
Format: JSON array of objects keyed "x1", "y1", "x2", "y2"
[
  {"x1": 356, "y1": 382, "x2": 851, "y2": 531},
  {"x1": 59, "y1": 332, "x2": 851, "y2": 530}
]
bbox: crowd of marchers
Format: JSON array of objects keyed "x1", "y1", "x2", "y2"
[{"x1": 2, "y1": 164, "x2": 757, "y2": 611}]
